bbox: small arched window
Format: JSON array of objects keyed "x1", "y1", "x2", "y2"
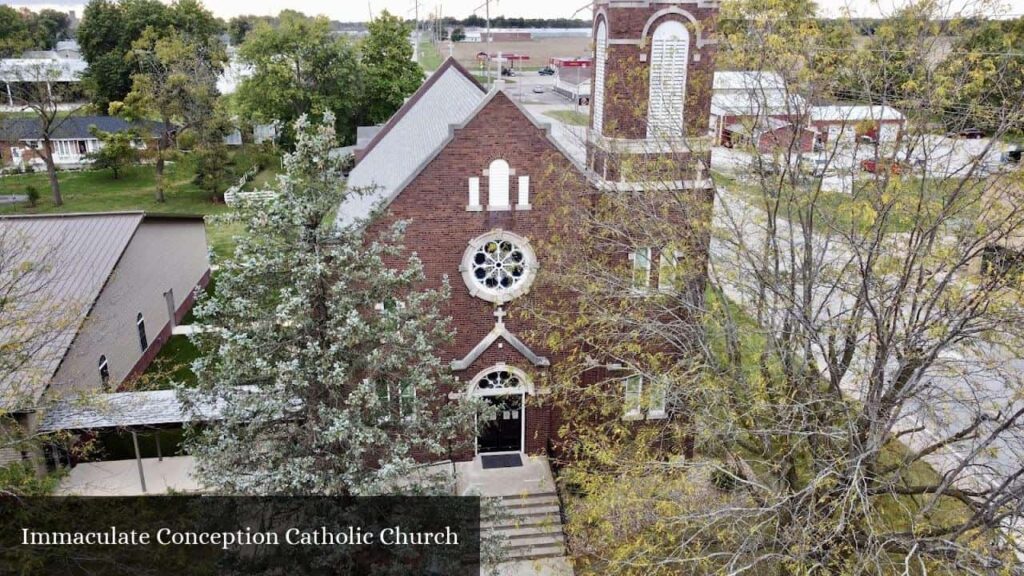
[
  {"x1": 593, "y1": 20, "x2": 608, "y2": 135},
  {"x1": 98, "y1": 355, "x2": 110, "y2": 388},
  {"x1": 488, "y1": 159, "x2": 510, "y2": 208},
  {"x1": 136, "y1": 313, "x2": 148, "y2": 351},
  {"x1": 647, "y1": 20, "x2": 690, "y2": 139}
]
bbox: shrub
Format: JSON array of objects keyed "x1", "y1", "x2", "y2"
[{"x1": 24, "y1": 185, "x2": 39, "y2": 207}]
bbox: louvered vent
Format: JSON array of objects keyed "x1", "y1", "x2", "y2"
[
  {"x1": 646, "y1": 20, "x2": 689, "y2": 140},
  {"x1": 593, "y1": 21, "x2": 608, "y2": 135}
]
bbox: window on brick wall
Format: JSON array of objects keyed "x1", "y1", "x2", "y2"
[
  {"x1": 624, "y1": 374, "x2": 667, "y2": 420},
  {"x1": 488, "y1": 159, "x2": 510, "y2": 207},
  {"x1": 631, "y1": 247, "x2": 652, "y2": 291},
  {"x1": 468, "y1": 176, "x2": 481, "y2": 209},
  {"x1": 647, "y1": 20, "x2": 689, "y2": 140}
]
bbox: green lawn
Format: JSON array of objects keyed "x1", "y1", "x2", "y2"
[
  {"x1": 0, "y1": 146, "x2": 279, "y2": 258},
  {"x1": 418, "y1": 41, "x2": 444, "y2": 71},
  {"x1": 543, "y1": 109, "x2": 589, "y2": 127}
]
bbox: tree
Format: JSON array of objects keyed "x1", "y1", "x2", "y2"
[
  {"x1": 361, "y1": 11, "x2": 425, "y2": 126},
  {"x1": 0, "y1": 226, "x2": 78, "y2": 496},
  {"x1": 77, "y1": 0, "x2": 221, "y2": 110},
  {"x1": 26, "y1": 9, "x2": 72, "y2": 50},
  {"x1": 181, "y1": 115, "x2": 485, "y2": 495},
  {"x1": 526, "y1": 0, "x2": 1024, "y2": 573},
  {"x1": 5, "y1": 61, "x2": 85, "y2": 206},
  {"x1": 0, "y1": 6, "x2": 32, "y2": 57},
  {"x1": 86, "y1": 126, "x2": 140, "y2": 179},
  {"x1": 226, "y1": 15, "x2": 257, "y2": 45},
  {"x1": 451, "y1": 26, "x2": 466, "y2": 42},
  {"x1": 941, "y1": 16, "x2": 1024, "y2": 134},
  {"x1": 235, "y1": 11, "x2": 363, "y2": 146},
  {"x1": 122, "y1": 28, "x2": 224, "y2": 202}
]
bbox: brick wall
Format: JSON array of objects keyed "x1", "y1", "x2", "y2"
[{"x1": 369, "y1": 91, "x2": 590, "y2": 459}]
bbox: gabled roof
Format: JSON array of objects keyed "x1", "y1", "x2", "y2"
[
  {"x1": 0, "y1": 212, "x2": 202, "y2": 411},
  {"x1": 713, "y1": 70, "x2": 787, "y2": 92},
  {"x1": 0, "y1": 116, "x2": 174, "y2": 142},
  {"x1": 337, "y1": 58, "x2": 487, "y2": 227},
  {"x1": 337, "y1": 59, "x2": 588, "y2": 227}
]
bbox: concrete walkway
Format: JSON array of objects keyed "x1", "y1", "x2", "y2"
[{"x1": 57, "y1": 455, "x2": 200, "y2": 496}]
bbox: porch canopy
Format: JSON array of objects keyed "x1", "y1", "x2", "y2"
[{"x1": 38, "y1": 390, "x2": 223, "y2": 433}]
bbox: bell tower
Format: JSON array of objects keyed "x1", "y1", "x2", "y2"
[{"x1": 588, "y1": 0, "x2": 720, "y2": 186}]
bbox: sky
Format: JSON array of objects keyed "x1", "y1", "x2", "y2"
[{"x1": 2, "y1": 0, "x2": 1003, "y2": 21}]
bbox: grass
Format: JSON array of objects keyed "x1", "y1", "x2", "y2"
[
  {"x1": 0, "y1": 146, "x2": 280, "y2": 258},
  {"x1": 543, "y1": 109, "x2": 589, "y2": 126},
  {"x1": 418, "y1": 41, "x2": 444, "y2": 71}
]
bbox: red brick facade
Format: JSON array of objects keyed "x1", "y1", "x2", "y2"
[
  {"x1": 588, "y1": 1, "x2": 719, "y2": 181},
  {"x1": 362, "y1": 0, "x2": 720, "y2": 462},
  {"x1": 368, "y1": 92, "x2": 587, "y2": 458}
]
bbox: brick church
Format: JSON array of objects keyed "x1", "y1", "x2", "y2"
[{"x1": 339, "y1": 0, "x2": 718, "y2": 459}]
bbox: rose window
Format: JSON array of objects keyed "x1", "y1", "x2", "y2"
[
  {"x1": 478, "y1": 370, "x2": 521, "y2": 390},
  {"x1": 461, "y1": 231, "x2": 537, "y2": 303}
]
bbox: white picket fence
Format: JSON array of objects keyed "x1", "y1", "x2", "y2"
[{"x1": 224, "y1": 189, "x2": 277, "y2": 206}]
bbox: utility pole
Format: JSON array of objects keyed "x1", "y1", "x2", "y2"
[{"x1": 473, "y1": 0, "x2": 498, "y2": 86}]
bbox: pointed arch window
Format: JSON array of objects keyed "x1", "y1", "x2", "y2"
[{"x1": 647, "y1": 20, "x2": 689, "y2": 140}]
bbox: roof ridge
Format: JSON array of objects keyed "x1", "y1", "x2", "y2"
[{"x1": 357, "y1": 58, "x2": 486, "y2": 160}]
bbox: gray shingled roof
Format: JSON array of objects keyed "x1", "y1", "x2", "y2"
[
  {"x1": 38, "y1": 389, "x2": 224, "y2": 432},
  {"x1": 0, "y1": 213, "x2": 145, "y2": 411},
  {"x1": 0, "y1": 116, "x2": 174, "y2": 142},
  {"x1": 337, "y1": 59, "x2": 487, "y2": 227}
]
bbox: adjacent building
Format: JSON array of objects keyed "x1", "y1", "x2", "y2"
[
  {"x1": 0, "y1": 213, "x2": 210, "y2": 466},
  {"x1": 0, "y1": 116, "x2": 172, "y2": 169}
]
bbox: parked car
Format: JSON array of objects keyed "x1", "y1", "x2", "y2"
[
  {"x1": 1001, "y1": 148, "x2": 1021, "y2": 165},
  {"x1": 538, "y1": 66, "x2": 555, "y2": 76},
  {"x1": 532, "y1": 85, "x2": 545, "y2": 94},
  {"x1": 501, "y1": 67, "x2": 516, "y2": 77},
  {"x1": 861, "y1": 158, "x2": 904, "y2": 175},
  {"x1": 948, "y1": 127, "x2": 985, "y2": 139}
]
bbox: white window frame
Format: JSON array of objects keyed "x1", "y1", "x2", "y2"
[
  {"x1": 623, "y1": 374, "x2": 667, "y2": 420},
  {"x1": 646, "y1": 20, "x2": 689, "y2": 141},
  {"x1": 658, "y1": 248, "x2": 681, "y2": 292},
  {"x1": 630, "y1": 247, "x2": 652, "y2": 292},
  {"x1": 517, "y1": 175, "x2": 530, "y2": 209},
  {"x1": 593, "y1": 20, "x2": 608, "y2": 135},
  {"x1": 467, "y1": 177, "x2": 482, "y2": 211},
  {"x1": 488, "y1": 159, "x2": 511, "y2": 210},
  {"x1": 460, "y1": 230, "x2": 539, "y2": 304}
]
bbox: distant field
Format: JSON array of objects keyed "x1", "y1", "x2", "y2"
[{"x1": 451, "y1": 37, "x2": 592, "y2": 71}]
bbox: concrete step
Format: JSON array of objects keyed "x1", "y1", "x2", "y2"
[
  {"x1": 485, "y1": 503, "x2": 561, "y2": 518},
  {"x1": 504, "y1": 543, "x2": 567, "y2": 561},
  {"x1": 493, "y1": 494, "x2": 560, "y2": 509},
  {"x1": 504, "y1": 533, "x2": 565, "y2": 549},
  {"x1": 483, "y1": 512, "x2": 562, "y2": 530},
  {"x1": 494, "y1": 524, "x2": 564, "y2": 539}
]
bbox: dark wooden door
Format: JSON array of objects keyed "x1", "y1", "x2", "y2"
[{"x1": 478, "y1": 395, "x2": 522, "y2": 453}]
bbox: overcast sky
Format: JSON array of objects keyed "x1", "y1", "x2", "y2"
[{"x1": 2, "y1": 0, "x2": 1009, "y2": 21}]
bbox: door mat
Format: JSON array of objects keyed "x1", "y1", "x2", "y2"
[{"x1": 481, "y1": 453, "x2": 523, "y2": 469}]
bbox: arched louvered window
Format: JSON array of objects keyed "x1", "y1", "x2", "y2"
[
  {"x1": 488, "y1": 159, "x2": 510, "y2": 208},
  {"x1": 647, "y1": 20, "x2": 689, "y2": 140},
  {"x1": 593, "y1": 20, "x2": 608, "y2": 135}
]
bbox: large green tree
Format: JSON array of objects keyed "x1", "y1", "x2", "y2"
[
  {"x1": 182, "y1": 115, "x2": 484, "y2": 495},
  {"x1": 0, "y1": 6, "x2": 32, "y2": 57},
  {"x1": 235, "y1": 12, "x2": 363, "y2": 145},
  {"x1": 77, "y1": 0, "x2": 221, "y2": 110},
  {"x1": 121, "y1": 27, "x2": 225, "y2": 202},
  {"x1": 361, "y1": 11, "x2": 424, "y2": 125}
]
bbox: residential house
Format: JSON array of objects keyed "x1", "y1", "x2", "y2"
[
  {"x1": 339, "y1": 0, "x2": 718, "y2": 461},
  {"x1": 550, "y1": 57, "x2": 592, "y2": 105},
  {"x1": 0, "y1": 116, "x2": 172, "y2": 169},
  {"x1": 809, "y1": 105, "x2": 906, "y2": 149},
  {"x1": 0, "y1": 213, "x2": 210, "y2": 467},
  {"x1": 0, "y1": 58, "x2": 87, "y2": 108},
  {"x1": 711, "y1": 70, "x2": 807, "y2": 148}
]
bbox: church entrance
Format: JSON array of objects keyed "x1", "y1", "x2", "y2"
[{"x1": 478, "y1": 394, "x2": 523, "y2": 453}]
